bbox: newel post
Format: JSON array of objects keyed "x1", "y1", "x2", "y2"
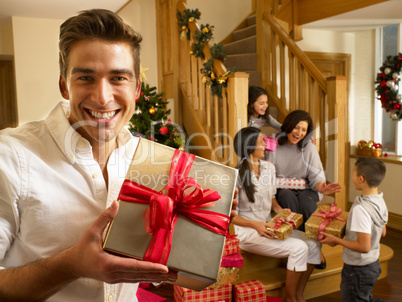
[
  {"x1": 227, "y1": 72, "x2": 249, "y2": 167},
  {"x1": 326, "y1": 76, "x2": 348, "y2": 210}
]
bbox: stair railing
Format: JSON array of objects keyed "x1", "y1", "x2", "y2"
[
  {"x1": 255, "y1": 0, "x2": 348, "y2": 209},
  {"x1": 177, "y1": 1, "x2": 249, "y2": 167}
]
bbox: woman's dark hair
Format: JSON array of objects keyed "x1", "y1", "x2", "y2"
[
  {"x1": 277, "y1": 110, "x2": 313, "y2": 151},
  {"x1": 233, "y1": 127, "x2": 261, "y2": 203},
  {"x1": 248, "y1": 86, "x2": 270, "y2": 121}
]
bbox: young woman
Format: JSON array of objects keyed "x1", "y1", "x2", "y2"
[
  {"x1": 247, "y1": 86, "x2": 281, "y2": 132},
  {"x1": 267, "y1": 110, "x2": 342, "y2": 268},
  {"x1": 233, "y1": 127, "x2": 321, "y2": 302}
]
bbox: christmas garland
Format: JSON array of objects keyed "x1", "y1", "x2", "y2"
[
  {"x1": 375, "y1": 53, "x2": 402, "y2": 120},
  {"x1": 178, "y1": 8, "x2": 233, "y2": 98}
]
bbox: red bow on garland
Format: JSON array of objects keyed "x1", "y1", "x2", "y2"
[
  {"x1": 312, "y1": 204, "x2": 347, "y2": 240},
  {"x1": 118, "y1": 149, "x2": 230, "y2": 265}
]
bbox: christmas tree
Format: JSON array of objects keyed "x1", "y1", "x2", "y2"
[{"x1": 128, "y1": 81, "x2": 185, "y2": 149}]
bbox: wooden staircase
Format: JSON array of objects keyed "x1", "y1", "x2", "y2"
[
  {"x1": 236, "y1": 243, "x2": 394, "y2": 299},
  {"x1": 155, "y1": 0, "x2": 395, "y2": 299}
]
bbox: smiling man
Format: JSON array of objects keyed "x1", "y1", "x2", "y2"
[{"x1": 0, "y1": 9, "x2": 177, "y2": 302}]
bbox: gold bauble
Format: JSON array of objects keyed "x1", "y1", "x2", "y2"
[
  {"x1": 178, "y1": 146, "x2": 185, "y2": 151},
  {"x1": 218, "y1": 76, "x2": 227, "y2": 84},
  {"x1": 202, "y1": 27, "x2": 209, "y2": 34},
  {"x1": 202, "y1": 76, "x2": 208, "y2": 84},
  {"x1": 188, "y1": 17, "x2": 195, "y2": 23},
  {"x1": 189, "y1": 49, "x2": 194, "y2": 55},
  {"x1": 210, "y1": 72, "x2": 216, "y2": 81},
  {"x1": 181, "y1": 25, "x2": 187, "y2": 30},
  {"x1": 149, "y1": 107, "x2": 156, "y2": 115},
  {"x1": 366, "y1": 140, "x2": 374, "y2": 149},
  {"x1": 357, "y1": 140, "x2": 367, "y2": 148}
]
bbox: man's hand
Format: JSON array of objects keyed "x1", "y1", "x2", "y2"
[
  {"x1": 67, "y1": 200, "x2": 178, "y2": 284},
  {"x1": 318, "y1": 182, "x2": 342, "y2": 195}
]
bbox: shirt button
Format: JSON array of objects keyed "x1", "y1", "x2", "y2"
[
  {"x1": 92, "y1": 173, "x2": 99, "y2": 179},
  {"x1": 108, "y1": 294, "x2": 113, "y2": 301},
  {"x1": 78, "y1": 141, "x2": 85, "y2": 147}
]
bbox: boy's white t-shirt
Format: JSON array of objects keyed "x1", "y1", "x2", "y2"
[{"x1": 349, "y1": 205, "x2": 372, "y2": 234}]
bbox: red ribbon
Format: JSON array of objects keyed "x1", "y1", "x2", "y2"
[
  {"x1": 273, "y1": 212, "x2": 297, "y2": 230},
  {"x1": 118, "y1": 149, "x2": 230, "y2": 265},
  {"x1": 312, "y1": 204, "x2": 347, "y2": 240}
]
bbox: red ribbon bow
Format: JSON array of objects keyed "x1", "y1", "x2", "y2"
[
  {"x1": 273, "y1": 212, "x2": 297, "y2": 230},
  {"x1": 118, "y1": 149, "x2": 230, "y2": 265},
  {"x1": 312, "y1": 204, "x2": 347, "y2": 240}
]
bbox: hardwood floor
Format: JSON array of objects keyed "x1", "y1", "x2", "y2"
[
  {"x1": 146, "y1": 228, "x2": 402, "y2": 302},
  {"x1": 309, "y1": 227, "x2": 402, "y2": 302}
]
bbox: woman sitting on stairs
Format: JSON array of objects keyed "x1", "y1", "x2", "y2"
[{"x1": 232, "y1": 127, "x2": 321, "y2": 302}]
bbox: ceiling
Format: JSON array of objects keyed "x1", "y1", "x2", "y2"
[
  {"x1": 304, "y1": 0, "x2": 402, "y2": 31},
  {"x1": 0, "y1": 0, "x2": 130, "y2": 21},
  {"x1": 0, "y1": 0, "x2": 402, "y2": 32}
]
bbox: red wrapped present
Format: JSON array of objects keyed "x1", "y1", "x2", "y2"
[
  {"x1": 103, "y1": 139, "x2": 237, "y2": 291},
  {"x1": 220, "y1": 252, "x2": 243, "y2": 268},
  {"x1": 136, "y1": 287, "x2": 166, "y2": 302},
  {"x1": 234, "y1": 280, "x2": 266, "y2": 302},
  {"x1": 174, "y1": 284, "x2": 232, "y2": 302},
  {"x1": 266, "y1": 297, "x2": 282, "y2": 302},
  {"x1": 276, "y1": 178, "x2": 306, "y2": 190},
  {"x1": 222, "y1": 234, "x2": 240, "y2": 256}
]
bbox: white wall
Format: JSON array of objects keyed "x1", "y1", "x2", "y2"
[
  {"x1": 12, "y1": 16, "x2": 63, "y2": 125},
  {"x1": 118, "y1": 0, "x2": 158, "y2": 87},
  {"x1": 349, "y1": 158, "x2": 402, "y2": 215},
  {"x1": 187, "y1": 0, "x2": 253, "y2": 43}
]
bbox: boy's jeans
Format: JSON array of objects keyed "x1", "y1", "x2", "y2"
[{"x1": 341, "y1": 259, "x2": 387, "y2": 302}]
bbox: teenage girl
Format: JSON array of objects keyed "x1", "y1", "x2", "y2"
[
  {"x1": 233, "y1": 127, "x2": 321, "y2": 302},
  {"x1": 248, "y1": 86, "x2": 281, "y2": 132}
]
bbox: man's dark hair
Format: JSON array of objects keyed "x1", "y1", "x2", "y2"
[
  {"x1": 355, "y1": 157, "x2": 386, "y2": 187},
  {"x1": 59, "y1": 9, "x2": 142, "y2": 80}
]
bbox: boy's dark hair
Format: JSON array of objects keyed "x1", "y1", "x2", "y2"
[
  {"x1": 278, "y1": 110, "x2": 313, "y2": 151},
  {"x1": 355, "y1": 157, "x2": 386, "y2": 187},
  {"x1": 59, "y1": 9, "x2": 142, "y2": 80},
  {"x1": 234, "y1": 127, "x2": 261, "y2": 203},
  {"x1": 248, "y1": 86, "x2": 270, "y2": 121}
]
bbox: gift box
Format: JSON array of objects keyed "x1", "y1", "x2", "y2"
[
  {"x1": 209, "y1": 267, "x2": 240, "y2": 289},
  {"x1": 220, "y1": 252, "x2": 243, "y2": 268},
  {"x1": 136, "y1": 287, "x2": 166, "y2": 302},
  {"x1": 222, "y1": 234, "x2": 240, "y2": 256},
  {"x1": 266, "y1": 211, "x2": 303, "y2": 240},
  {"x1": 305, "y1": 204, "x2": 348, "y2": 240},
  {"x1": 263, "y1": 136, "x2": 278, "y2": 151},
  {"x1": 266, "y1": 297, "x2": 282, "y2": 302},
  {"x1": 103, "y1": 138, "x2": 238, "y2": 291},
  {"x1": 276, "y1": 178, "x2": 306, "y2": 190},
  {"x1": 233, "y1": 280, "x2": 266, "y2": 302},
  {"x1": 174, "y1": 284, "x2": 232, "y2": 302}
]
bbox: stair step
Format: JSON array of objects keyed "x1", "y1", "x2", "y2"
[
  {"x1": 246, "y1": 70, "x2": 261, "y2": 87},
  {"x1": 232, "y1": 24, "x2": 256, "y2": 42},
  {"x1": 235, "y1": 243, "x2": 394, "y2": 300},
  {"x1": 223, "y1": 36, "x2": 256, "y2": 55},
  {"x1": 247, "y1": 14, "x2": 256, "y2": 26},
  {"x1": 225, "y1": 53, "x2": 257, "y2": 71}
]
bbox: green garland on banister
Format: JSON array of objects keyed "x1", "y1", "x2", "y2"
[
  {"x1": 375, "y1": 53, "x2": 402, "y2": 121},
  {"x1": 177, "y1": 8, "x2": 235, "y2": 97}
]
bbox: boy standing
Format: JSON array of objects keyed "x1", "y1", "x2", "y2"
[{"x1": 321, "y1": 157, "x2": 388, "y2": 302}]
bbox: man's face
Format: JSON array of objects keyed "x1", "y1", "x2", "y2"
[{"x1": 59, "y1": 39, "x2": 140, "y2": 145}]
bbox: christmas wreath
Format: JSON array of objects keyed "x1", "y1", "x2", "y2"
[{"x1": 375, "y1": 53, "x2": 402, "y2": 120}]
